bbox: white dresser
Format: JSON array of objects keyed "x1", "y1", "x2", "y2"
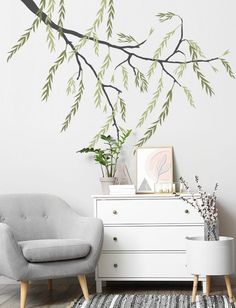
[{"x1": 93, "y1": 194, "x2": 206, "y2": 293}]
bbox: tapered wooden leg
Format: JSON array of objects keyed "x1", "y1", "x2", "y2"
[
  {"x1": 191, "y1": 275, "x2": 199, "y2": 303},
  {"x1": 20, "y1": 281, "x2": 29, "y2": 308},
  {"x1": 78, "y1": 275, "x2": 90, "y2": 301},
  {"x1": 48, "y1": 279, "x2": 53, "y2": 291},
  {"x1": 206, "y1": 275, "x2": 211, "y2": 296},
  {"x1": 225, "y1": 275, "x2": 234, "y2": 303}
]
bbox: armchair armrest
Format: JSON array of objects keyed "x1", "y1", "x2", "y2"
[
  {"x1": 61, "y1": 215, "x2": 104, "y2": 272},
  {"x1": 0, "y1": 223, "x2": 28, "y2": 281}
]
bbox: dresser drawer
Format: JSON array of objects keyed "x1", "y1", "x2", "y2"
[
  {"x1": 96, "y1": 199, "x2": 202, "y2": 224},
  {"x1": 103, "y1": 226, "x2": 204, "y2": 251},
  {"x1": 98, "y1": 253, "x2": 190, "y2": 278}
]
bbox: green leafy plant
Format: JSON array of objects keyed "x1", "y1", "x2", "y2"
[
  {"x1": 78, "y1": 129, "x2": 132, "y2": 177},
  {"x1": 7, "y1": 2, "x2": 235, "y2": 149}
]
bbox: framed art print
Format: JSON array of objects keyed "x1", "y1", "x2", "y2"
[{"x1": 136, "y1": 147, "x2": 173, "y2": 193}]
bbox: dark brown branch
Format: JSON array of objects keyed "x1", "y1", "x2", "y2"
[
  {"x1": 165, "y1": 17, "x2": 184, "y2": 61},
  {"x1": 20, "y1": 0, "x2": 146, "y2": 51},
  {"x1": 20, "y1": 0, "x2": 221, "y2": 78},
  {"x1": 127, "y1": 55, "x2": 137, "y2": 76},
  {"x1": 62, "y1": 33, "x2": 120, "y2": 139},
  {"x1": 160, "y1": 62, "x2": 181, "y2": 86}
]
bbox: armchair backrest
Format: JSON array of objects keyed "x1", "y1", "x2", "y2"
[{"x1": 0, "y1": 194, "x2": 76, "y2": 241}]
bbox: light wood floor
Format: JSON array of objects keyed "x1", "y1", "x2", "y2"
[{"x1": 0, "y1": 277, "x2": 234, "y2": 308}]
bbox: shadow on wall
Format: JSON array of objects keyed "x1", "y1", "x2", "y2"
[{"x1": 214, "y1": 201, "x2": 236, "y2": 286}]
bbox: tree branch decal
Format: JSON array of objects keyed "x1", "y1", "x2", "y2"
[{"x1": 8, "y1": 0, "x2": 235, "y2": 148}]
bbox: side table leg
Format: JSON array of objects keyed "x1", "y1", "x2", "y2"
[
  {"x1": 225, "y1": 275, "x2": 234, "y2": 303},
  {"x1": 192, "y1": 275, "x2": 199, "y2": 303},
  {"x1": 206, "y1": 276, "x2": 211, "y2": 296},
  {"x1": 96, "y1": 280, "x2": 102, "y2": 293}
]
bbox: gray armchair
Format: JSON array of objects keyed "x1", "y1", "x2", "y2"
[{"x1": 0, "y1": 194, "x2": 103, "y2": 308}]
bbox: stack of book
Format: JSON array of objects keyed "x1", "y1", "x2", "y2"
[{"x1": 109, "y1": 185, "x2": 136, "y2": 196}]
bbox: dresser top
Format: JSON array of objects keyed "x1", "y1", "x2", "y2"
[{"x1": 92, "y1": 193, "x2": 196, "y2": 200}]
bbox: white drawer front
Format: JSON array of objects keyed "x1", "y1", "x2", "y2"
[
  {"x1": 96, "y1": 200, "x2": 203, "y2": 224},
  {"x1": 103, "y1": 226, "x2": 204, "y2": 251},
  {"x1": 98, "y1": 253, "x2": 190, "y2": 278}
]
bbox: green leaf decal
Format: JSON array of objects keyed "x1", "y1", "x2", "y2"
[
  {"x1": 42, "y1": 49, "x2": 67, "y2": 101},
  {"x1": 137, "y1": 76, "x2": 163, "y2": 128},
  {"x1": 61, "y1": 78, "x2": 84, "y2": 132}
]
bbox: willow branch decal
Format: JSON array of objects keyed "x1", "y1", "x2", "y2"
[{"x1": 8, "y1": 0, "x2": 235, "y2": 148}]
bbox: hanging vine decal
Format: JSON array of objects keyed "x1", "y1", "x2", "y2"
[{"x1": 7, "y1": 0, "x2": 235, "y2": 148}]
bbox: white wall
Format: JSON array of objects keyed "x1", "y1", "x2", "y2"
[{"x1": 1, "y1": 0, "x2": 236, "y2": 282}]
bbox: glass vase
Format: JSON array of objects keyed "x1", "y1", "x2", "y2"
[{"x1": 204, "y1": 220, "x2": 219, "y2": 241}]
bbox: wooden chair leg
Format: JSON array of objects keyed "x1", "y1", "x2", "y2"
[
  {"x1": 48, "y1": 279, "x2": 53, "y2": 291},
  {"x1": 191, "y1": 275, "x2": 199, "y2": 303},
  {"x1": 78, "y1": 275, "x2": 90, "y2": 301},
  {"x1": 206, "y1": 275, "x2": 211, "y2": 296},
  {"x1": 225, "y1": 275, "x2": 234, "y2": 303},
  {"x1": 20, "y1": 281, "x2": 29, "y2": 308}
]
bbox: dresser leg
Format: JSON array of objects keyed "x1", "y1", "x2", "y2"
[
  {"x1": 191, "y1": 275, "x2": 199, "y2": 303},
  {"x1": 96, "y1": 280, "x2": 102, "y2": 293}
]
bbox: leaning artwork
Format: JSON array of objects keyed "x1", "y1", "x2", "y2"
[{"x1": 136, "y1": 147, "x2": 173, "y2": 193}]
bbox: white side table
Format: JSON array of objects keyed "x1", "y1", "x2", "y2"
[{"x1": 186, "y1": 236, "x2": 235, "y2": 303}]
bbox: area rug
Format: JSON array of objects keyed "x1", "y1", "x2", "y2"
[{"x1": 70, "y1": 294, "x2": 235, "y2": 308}]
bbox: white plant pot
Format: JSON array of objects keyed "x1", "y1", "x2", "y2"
[
  {"x1": 186, "y1": 236, "x2": 234, "y2": 275},
  {"x1": 100, "y1": 177, "x2": 117, "y2": 195}
]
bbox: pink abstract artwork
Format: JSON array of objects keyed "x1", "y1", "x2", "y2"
[{"x1": 137, "y1": 147, "x2": 173, "y2": 192}]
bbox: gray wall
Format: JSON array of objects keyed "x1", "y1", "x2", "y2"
[{"x1": 1, "y1": 0, "x2": 236, "y2": 283}]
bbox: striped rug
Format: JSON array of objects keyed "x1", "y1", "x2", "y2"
[{"x1": 70, "y1": 294, "x2": 235, "y2": 307}]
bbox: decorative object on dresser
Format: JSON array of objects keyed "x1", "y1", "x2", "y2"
[
  {"x1": 70, "y1": 294, "x2": 234, "y2": 308},
  {"x1": 78, "y1": 130, "x2": 131, "y2": 194},
  {"x1": 93, "y1": 194, "x2": 207, "y2": 293},
  {"x1": 177, "y1": 176, "x2": 219, "y2": 241},
  {"x1": 186, "y1": 236, "x2": 235, "y2": 304},
  {"x1": 136, "y1": 147, "x2": 173, "y2": 193},
  {"x1": 109, "y1": 185, "x2": 136, "y2": 196}
]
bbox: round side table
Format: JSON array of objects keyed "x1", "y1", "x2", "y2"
[{"x1": 186, "y1": 236, "x2": 235, "y2": 303}]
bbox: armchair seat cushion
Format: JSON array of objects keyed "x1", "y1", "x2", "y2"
[{"x1": 18, "y1": 239, "x2": 91, "y2": 263}]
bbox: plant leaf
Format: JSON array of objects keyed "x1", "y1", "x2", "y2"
[
  {"x1": 156, "y1": 12, "x2": 176, "y2": 23},
  {"x1": 42, "y1": 49, "x2": 67, "y2": 101},
  {"x1": 117, "y1": 33, "x2": 138, "y2": 44},
  {"x1": 135, "y1": 84, "x2": 174, "y2": 148},
  {"x1": 121, "y1": 66, "x2": 128, "y2": 90},
  {"x1": 106, "y1": 0, "x2": 115, "y2": 39},
  {"x1": 147, "y1": 26, "x2": 179, "y2": 78},
  {"x1": 183, "y1": 86, "x2": 195, "y2": 107},
  {"x1": 192, "y1": 62, "x2": 214, "y2": 96},
  {"x1": 220, "y1": 58, "x2": 235, "y2": 79},
  {"x1": 137, "y1": 76, "x2": 163, "y2": 128},
  {"x1": 61, "y1": 78, "x2": 84, "y2": 132}
]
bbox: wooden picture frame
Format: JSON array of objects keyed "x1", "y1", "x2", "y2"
[{"x1": 136, "y1": 147, "x2": 173, "y2": 193}]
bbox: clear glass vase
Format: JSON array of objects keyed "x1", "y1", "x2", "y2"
[{"x1": 204, "y1": 220, "x2": 219, "y2": 241}]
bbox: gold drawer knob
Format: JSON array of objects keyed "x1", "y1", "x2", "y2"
[
  {"x1": 113, "y1": 263, "x2": 118, "y2": 268},
  {"x1": 113, "y1": 237, "x2": 118, "y2": 242},
  {"x1": 113, "y1": 210, "x2": 118, "y2": 215},
  {"x1": 185, "y1": 209, "x2": 190, "y2": 214}
]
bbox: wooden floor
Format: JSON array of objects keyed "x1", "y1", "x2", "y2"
[{"x1": 0, "y1": 277, "x2": 234, "y2": 308}]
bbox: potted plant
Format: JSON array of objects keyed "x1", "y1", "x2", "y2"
[{"x1": 78, "y1": 129, "x2": 132, "y2": 194}]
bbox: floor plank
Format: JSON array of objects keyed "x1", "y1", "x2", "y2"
[{"x1": 0, "y1": 278, "x2": 234, "y2": 307}]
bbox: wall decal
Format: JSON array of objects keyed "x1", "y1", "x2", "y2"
[{"x1": 7, "y1": 1, "x2": 235, "y2": 148}]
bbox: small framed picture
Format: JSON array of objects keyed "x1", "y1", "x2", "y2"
[{"x1": 136, "y1": 147, "x2": 173, "y2": 193}]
